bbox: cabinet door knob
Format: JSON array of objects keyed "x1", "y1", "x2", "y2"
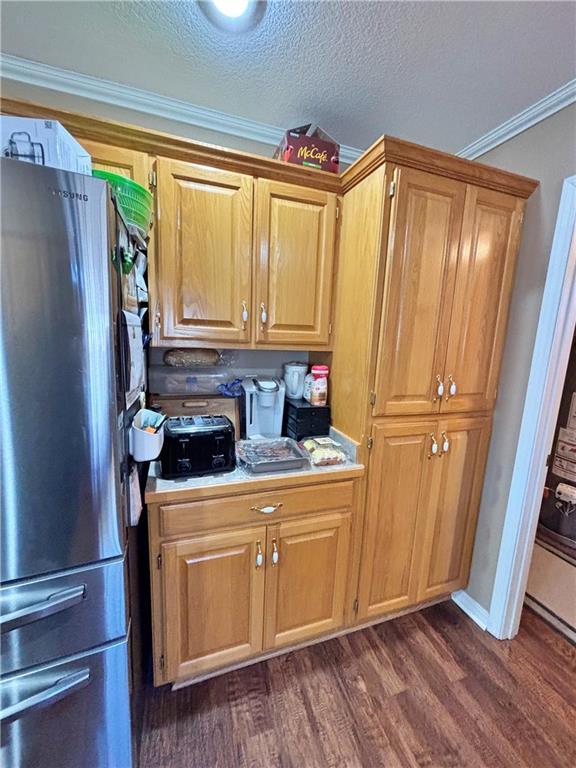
[
  {"x1": 428, "y1": 433, "x2": 439, "y2": 460},
  {"x1": 255, "y1": 540, "x2": 263, "y2": 569},
  {"x1": 433, "y1": 374, "x2": 444, "y2": 402},
  {"x1": 241, "y1": 300, "x2": 249, "y2": 330},
  {"x1": 260, "y1": 303, "x2": 267, "y2": 326},
  {"x1": 445, "y1": 375, "x2": 457, "y2": 400},
  {"x1": 250, "y1": 502, "x2": 283, "y2": 515},
  {"x1": 271, "y1": 538, "x2": 279, "y2": 566},
  {"x1": 440, "y1": 432, "x2": 450, "y2": 456}
]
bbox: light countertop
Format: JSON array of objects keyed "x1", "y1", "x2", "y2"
[{"x1": 145, "y1": 459, "x2": 365, "y2": 504}]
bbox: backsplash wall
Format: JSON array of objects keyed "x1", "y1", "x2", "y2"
[{"x1": 148, "y1": 349, "x2": 309, "y2": 381}]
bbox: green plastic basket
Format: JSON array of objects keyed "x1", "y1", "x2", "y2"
[{"x1": 93, "y1": 170, "x2": 153, "y2": 236}]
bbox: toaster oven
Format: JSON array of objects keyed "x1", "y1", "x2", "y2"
[{"x1": 159, "y1": 415, "x2": 235, "y2": 479}]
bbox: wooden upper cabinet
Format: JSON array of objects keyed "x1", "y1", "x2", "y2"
[
  {"x1": 442, "y1": 187, "x2": 523, "y2": 413},
  {"x1": 79, "y1": 139, "x2": 150, "y2": 186},
  {"x1": 161, "y1": 526, "x2": 266, "y2": 681},
  {"x1": 373, "y1": 168, "x2": 465, "y2": 417},
  {"x1": 254, "y1": 180, "x2": 337, "y2": 346},
  {"x1": 156, "y1": 159, "x2": 253, "y2": 344},
  {"x1": 263, "y1": 511, "x2": 350, "y2": 649},
  {"x1": 417, "y1": 416, "x2": 491, "y2": 601}
]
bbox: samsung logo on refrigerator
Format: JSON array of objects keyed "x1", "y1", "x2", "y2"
[{"x1": 49, "y1": 187, "x2": 89, "y2": 201}]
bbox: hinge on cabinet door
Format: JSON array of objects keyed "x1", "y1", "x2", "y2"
[
  {"x1": 328, "y1": 321, "x2": 333, "y2": 335},
  {"x1": 367, "y1": 436, "x2": 374, "y2": 450},
  {"x1": 546, "y1": 453, "x2": 552, "y2": 467},
  {"x1": 336, "y1": 205, "x2": 340, "y2": 220},
  {"x1": 353, "y1": 598, "x2": 359, "y2": 614},
  {"x1": 148, "y1": 169, "x2": 157, "y2": 189},
  {"x1": 388, "y1": 180, "x2": 396, "y2": 198},
  {"x1": 159, "y1": 654, "x2": 165, "y2": 671},
  {"x1": 369, "y1": 391, "x2": 376, "y2": 406},
  {"x1": 155, "y1": 311, "x2": 161, "y2": 329},
  {"x1": 157, "y1": 553, "x2": 162, "y2": 569}
]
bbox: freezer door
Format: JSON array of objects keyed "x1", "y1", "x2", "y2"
[
  {"x1": 0, "y1": 159, "x2": 123, "y2": 582},
  {"x1": 1, "y1": 556, "x2": 127, "y2": 675},
  {"x1": 1, "y1": 636, "x2": 132, "y2": 768}
]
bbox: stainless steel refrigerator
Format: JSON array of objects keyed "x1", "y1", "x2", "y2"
[{"x1": 0, "y1": 158, "x2": 133, "y2": 767}]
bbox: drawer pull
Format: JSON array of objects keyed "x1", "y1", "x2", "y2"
[
  {"x1": 0, "y1": 584, "x2": 86, "y2": 634},
  {"x1": 182, "y1": 401, "x2": 209, "y2": 408},
  {"x1": 0, "y1": 668, "x2": 90, "y2": 722},
  {"x1": 250, "y1": 503, "x2": 283, "y2": 515},
  {"x1": 255, "y1": 540, "x2": 263, "y2": 569},
  {"x1": 271, "y1": 539, "x2": 279, "y2": 566}
]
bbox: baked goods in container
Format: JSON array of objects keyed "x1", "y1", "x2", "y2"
[{"x1": 300, "y1": 437, "x2": 348, "y2": 466}]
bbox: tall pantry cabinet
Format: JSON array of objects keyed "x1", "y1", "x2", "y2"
[{"x1": 328, "y1": 137, "x2": 538, "y2": 622}]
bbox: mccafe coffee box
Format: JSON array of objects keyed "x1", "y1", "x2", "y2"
[{"x1": 273, "y1": 124, "x2": 339, "y2": 173}]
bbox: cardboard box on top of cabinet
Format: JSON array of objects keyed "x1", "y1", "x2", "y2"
[
  {"x1": 273, "y1": 124, "x2": 340, "y2": 173},
  {"x1": 1, "y1": 116, "x2": 92, "y2": 174}
]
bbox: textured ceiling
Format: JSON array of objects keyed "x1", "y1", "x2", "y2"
[{"x1": 1, "y1": 0, "x2": 575, "y2": 153}]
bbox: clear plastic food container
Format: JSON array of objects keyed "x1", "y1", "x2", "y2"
[
  {"x1": 236, "y1": 438, "x2": 310, "y2": 474},
  {"x1": 299, "y1": 437, "x2": 349, "y2": 466},
  {"x1": 148, "y1": 366, "x2": 228, "y2": 395}
]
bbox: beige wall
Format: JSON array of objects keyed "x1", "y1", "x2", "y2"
[
  {"x1": 0, "y1": 79, "x2": 274, "y2": 156},
  {"x1": 466, "y1": 104, "x2": 576, "y2": 609}
]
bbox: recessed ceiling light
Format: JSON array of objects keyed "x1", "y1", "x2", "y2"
[
  {"x1": 198, "y1": 0, "x2": 266, "y2": 32},
  {"x1": 212, "y1": 0, "x2": 249, "y2": 18}
]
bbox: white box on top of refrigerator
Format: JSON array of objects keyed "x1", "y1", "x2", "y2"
[{"x1": 1, "y1": 116, "x2": 92, "y2": 174}]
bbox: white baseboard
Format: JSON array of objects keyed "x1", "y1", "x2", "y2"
[{"x1": 451, "y1": 590, "x2": 489, "y2": 630}]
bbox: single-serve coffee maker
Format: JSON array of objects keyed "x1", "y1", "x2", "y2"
[{"x1": 240, "y1": 377, "x2": 286, "y2": 438}]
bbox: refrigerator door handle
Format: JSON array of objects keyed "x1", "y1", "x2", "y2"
[
  {"x1": 0, "y1": 584, "x2": 86, "y2": 634},
  {"x1": 0, "y1": 668, "x2": 90, "y2": 723}
]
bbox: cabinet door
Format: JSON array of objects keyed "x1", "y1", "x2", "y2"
[
  {"x1": 357, "y1": 421, "x2": 436, "y2": 620},
  {"x1": 162, "y1": 526, "x2": 266, "y2": 680},
  {"x1": 442, "y1": 186, "x2": 523, "y2": 413},
  {"x1": 254, "y1": 180, "x2": 337, "y2": 346},
  {"x1": 373, "y1": 167, "x2": 465, "y2": 416},
  {"x1": 156, "y1": 159, "x2": 253, "y2": 344},
  {"x1": 79, "y1": 139, "x2": 149, "y2": 186},
  {"x1": 263, "y1": 512, "x2": 350, "y2": 649},
  {"x1": 418, "y1": 417, "x2": 491, "y2": 601}
]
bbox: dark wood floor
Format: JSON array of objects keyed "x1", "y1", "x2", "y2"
[{"x1": 139, "y1": 602, "x2": 576, "y2": 768}]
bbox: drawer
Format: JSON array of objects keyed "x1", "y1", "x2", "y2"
[
  {"x1": 1, "y1": 557, "x2": 127, "y2": 675},
  {"x1": 159, "y1": 481, "x2": 355, "y2": 537}
]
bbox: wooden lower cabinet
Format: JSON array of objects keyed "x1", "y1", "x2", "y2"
[
  {"x1": 417, "y1": 416, "x2": 491, "y2": 600},
  {"x1": 357, "y1": 422, "x2": 435, "y2": 620},
  {"x1": 162, "y1": 526, "x2": 266, "y2": 681},
  {"x1": 357, "y1": 416, "x2": 491, "y2": 622},
  {"x1": 263, "y1": 512, "x2": 351, "y2": 649},
  {"x1": 153, "y1": 485, "x2": 356, "y2": 684}
]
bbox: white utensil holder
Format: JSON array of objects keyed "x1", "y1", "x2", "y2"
[{"x1": 129, "y1": 409, "x2": 165, "y2": 462}]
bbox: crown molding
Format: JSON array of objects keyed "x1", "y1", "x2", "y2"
[
  {"x1": 457, "y1": 78, "x2": 576, "y2": 160},
  {"x1": 0, "y1": 54, "x2": 363, "y2": 165}
]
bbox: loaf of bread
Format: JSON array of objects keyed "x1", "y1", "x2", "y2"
[{"x1": 163, "y1": 348, "x2": 221, "y2": 367}]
